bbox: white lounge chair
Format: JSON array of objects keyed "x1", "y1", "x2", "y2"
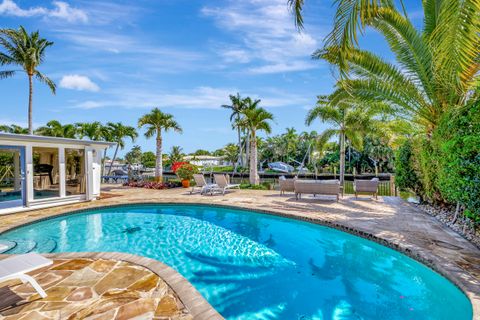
[
  {"x1": 191, "y1": 174, "x2": 217, "y2": 194},
  {"x1": 212, "y1": 174, "x2": 240, "y2": 195},
  {"x1": 0, "y1": 253, "x2": 53, "y2": 298}
]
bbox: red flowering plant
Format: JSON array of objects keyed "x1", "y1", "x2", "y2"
[
  {"x1": 175, "y1": 163, "x2": 199, "y2": 181},
  {"x1": 172, "y1": 162, "x2": 188, "y2": 173}
]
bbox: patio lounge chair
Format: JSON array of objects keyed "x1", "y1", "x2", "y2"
[
  {"x1": 279, "y1": 176, "x2": 296, "y2": 195},
  {"x1": 191, "y1": 174, "x2": 217, "y2": 194},
  {"x1": 0, "y1": 253, "x2": 53, "y2": 298},
  {"x1": 294, "y1": 179, "x2": 341, "y2": 201},
  {"x1": 354, "y1": 178, "x2": 379, "y2": 199},
  {"x1": 212, "y1": 174, "x2": 240, "y2": 195}
]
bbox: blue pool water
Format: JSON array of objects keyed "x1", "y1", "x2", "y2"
[{"x1": 0, "y1": 204, "x2": 472, "y2": 319}]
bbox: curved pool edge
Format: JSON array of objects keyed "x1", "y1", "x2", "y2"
[{"x1": 0, "y1": 201, "x2": 478, "y2": 319}]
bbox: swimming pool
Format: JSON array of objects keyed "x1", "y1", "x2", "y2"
[{"x1": 0, "y1": 204, "x2": 472, "y2": 319}]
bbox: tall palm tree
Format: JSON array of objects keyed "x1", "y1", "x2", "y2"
[
  {"x1": 106, "y1": 122, "x2": 138, "y2": 175},
  {"x1": 35, "y1": 120, "x2": 77, "y2": 138},
  {"x1": 306, "y1": 94, "x2": 377, "y2": 185},
  {"x1": 169, "y1": 145, "x2": 184, "y2": 164},
  {"x1": 0, "y1": 124, "x2": 29, "y2": 134},
  {"x1": 76, "y1": 122, "x2": 103, "y2": 141},
  {"x1": 290, "y1": 0, "x2": 480, "y2": 133},
  {"x1": 222, "y1": 93, "x2": 247, "y2": 167},
  {"x1": 238, "y1": 100, "x2": 274, "y2": 185},
  {"x1": 138, "y1": 108, "x2": 182, "y2": 181},
  {"x1": 0, "y1": 26, "x2": 56, "y2": 134}
]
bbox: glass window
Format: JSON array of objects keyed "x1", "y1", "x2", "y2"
[
  {"x1": 65, "y1": 149, "x2": 86, "y2": 196},
  {"x1": 0, "y1": 148, "x2": 22, "y2": 203},
  {"x1": 33, "y1": 147, "x2": 59, "y2": 199}
]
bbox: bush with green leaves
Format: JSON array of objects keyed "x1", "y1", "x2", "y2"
[
  {"x1": 175, "y1": 163, "x2": 199, "y2": 181},
  {"x1": 433, "y1": 103, "x2": 480, "y2": 223},
  {"x1": 394, "y1": 140, "x2": 420, "y2": 194}
]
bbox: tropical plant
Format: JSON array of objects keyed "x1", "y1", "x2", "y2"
[
  {"x1": 306, "y1": 94, "x2": 378, "y2": 185},
  {"x1": 76, "y1": 122, "x2": 103, "y2": 141},
  {"x1": 35, "y1": 120, "x2": 77, "y2": 138},
  {"x1": 238, "y1": 99, "x2": 273, "y2": 185},
  {"x1": 125, "y1": 145, "x2": 142, "y2": 165},
  {"x1": 223, "y1": 143, "x2": 240, "y2": 165},
  {"x1": 394, "y1": 140, "x2": 420, "y2": 194},
  {"x1": 169, "y1": 146, "x2": 184, "y2": 164},
  {"x1": 222, "y1": 93, "x2": 247, "y2": 167},
  {"x1": 138, "y1": 108, "x2": 182, "y2": 181},
  {"x1": 192, "y1": 149, "x2": 210, "y2": 156},
  {"x1": 434, "y1": 102, "x2": 480, "y2": 221},
  {"x1": 290, "y1": 0, "x2": 480, "y2": 133},
  {"x1": 141, "y1": 151, "x2": 156, "y2": 168},
  {"x1": 0, "y1": 124, "x2": 29, "y2": 134},
  {"x1": 106, "y1": 122, "x2": 138, "y2": 175},
  {"x1": 0, "y1": 26, "x2": 56, "y2": 134},
  {"x1": 176, "y1": 163, "x2": 199, "y2": 181}
]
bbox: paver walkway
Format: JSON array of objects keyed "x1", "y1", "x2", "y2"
[{"x1": 0, "y1": 185, "x2": 479, "y2": 319}]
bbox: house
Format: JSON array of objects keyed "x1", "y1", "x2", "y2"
[
  {"x1": 183, "y1": 155, "x2": 231, "y2": 167},
  {"x1": 0, "y1": 133, "x2": 114, "y2": 214}
]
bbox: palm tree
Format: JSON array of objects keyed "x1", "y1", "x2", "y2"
[
  {"x1": 106, "y1": 122, "x2": 138, "y2": 175},
  {"x1": 238, "y1": 100, "x2": 273, "y2": 185},
  {"x1": 306, "y1": 94, "x2": 377, "y2": 185},
  {"x1": 35, "y1": 120, "x2": 77, "y2": 138},
  {"x1": 222, "y1": 93, "x2": 247, "y2": 167},
  {"x1": 169, "y1": 145, "x2": 184, "y2": 164},
  {"x1": 0, "y1": 26, "x2": 56, "y2": 134},
  {"x1": 0, "y1": 124, "x2": 29, "y2": 134},
  {"x1": 138, "y1": 108, "x2": 182, "y2": 181},
  {"x1": 76, "y1": 122, "x2": 103, "y2": 141},
  {"x1": 290, "y1": 0, "x2": 480, "y2": 133}
]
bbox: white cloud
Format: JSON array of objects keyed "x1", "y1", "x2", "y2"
[
  {"x1": 0, "y1": 0, "x2": 87, "y2": 23},
  {"x1": 202, "y1": 0, "x2": 324, "y2": 73},
  {"x1": 70, "y1": 86, "x2": 311, "y2": 110},
  {"x1": 60, "y1": 75, "x2": 100, "y2": 92}
]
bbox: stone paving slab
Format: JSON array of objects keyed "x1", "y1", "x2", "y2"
[
  {"x1": 0, "y1": 254, "x2": 195, "y2": 320},
  {"x1": 0, "y1": 185, "x2": 479, "y2": 319}
]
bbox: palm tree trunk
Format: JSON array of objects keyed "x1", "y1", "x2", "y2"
[
  {"x1": 107, "y1": 144, "x2": 120, "y2": 175},
  {"x1": 28, "y1": 74, "x2": 33, "y2": 135},
  {"x1": 236, "y1": 115, "x2": 243, "y2": 167},
  {"x1": 246, "y1": 132, "x2": 250, "y2": 168},
  {"x1": 156, "y1": 131, "x2": 163, "y2": 182},
  {"x1": 249, "y1": 132, "x2": 259, "y2": 185},
  {"x1": 340, "y1": 131, "x2": 346, "y2": 186}
]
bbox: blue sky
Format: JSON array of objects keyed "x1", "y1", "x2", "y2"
[{"x1": 0, "y1": 0, "x2": 422, "y2": 156}]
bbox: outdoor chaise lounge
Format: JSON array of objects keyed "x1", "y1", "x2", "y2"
[
  {"x1": 191, "y1": 174, "x2": 217, "y2": 194},
  {"x1": 354, "y1": 178, "x2": 380, "y2": 199},
  {"x1": 279, "y1": 176, "x2": 296, "y2": 195},
  {"x1": 0, "y1": 253, "x2": 53, "y2": 298},
  {"x1": 212, "y1": 174, "x2": 240, "y2": 195},
  {"x1": 294, "y1": 179, "x2": 341, "y2": 201}
]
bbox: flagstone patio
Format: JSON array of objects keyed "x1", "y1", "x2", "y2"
[{"x1": 0, "y1": 185, "x2": 479, "y2": 319}]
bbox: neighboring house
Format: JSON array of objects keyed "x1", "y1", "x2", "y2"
[
  {"x1": 0, "y1": 133, "x2": 114, "y2": 214},
  {"x1": 183, "y1": 155, "x2": 231, "y2": 167}
]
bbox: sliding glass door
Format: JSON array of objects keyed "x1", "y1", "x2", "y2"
[{"x1": 0, "y1": 146, "x2": 25, "y2": 209}]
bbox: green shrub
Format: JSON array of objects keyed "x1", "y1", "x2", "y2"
[
  {"x1": 175, "y1": 163, "x2": 199, "y2": 180},
  {"x1": 433, "y1": 103, "x2": 480, "y2": 221},
  {"x1": 415, "y1": 137, "x2": 441, "y2": 202},
  {"x1": 394, "y1": 140, "x2": 420, "y2": 193}
]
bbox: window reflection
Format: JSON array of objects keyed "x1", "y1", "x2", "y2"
[
  {"x1": 33, "y1": 147, "x2": 59, "y2": 199},
  {"x1": 65, "y1": 149, "x2": 86, "y2": 196}
]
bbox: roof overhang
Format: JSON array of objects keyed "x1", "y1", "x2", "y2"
[{"x1": 0, "y1": 133, "x2": 116, "y2": 148}]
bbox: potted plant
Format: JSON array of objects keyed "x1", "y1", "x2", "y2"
[{"x1": 176, "y1": 163, "x2": 198, "y2": 188}]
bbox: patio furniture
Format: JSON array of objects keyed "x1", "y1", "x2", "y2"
[
  {"x1": 191, "y1": 174, "x2": 217, "y2": 194},
  {"x1": 354, "y1": 178, "x2": 379, "y2": 199},
  {"x1": 212, "y1": 174, "x2": 240, "y2": 195},
  {"x1": 0, "y1": 253, "x2": 53, "y2": 298},
  {"x1": 294, "y1": 179, "x2": 341, "y2": 201},
  {"x1": 279, "y1": 176, "x2": 296, "y2": 195}
]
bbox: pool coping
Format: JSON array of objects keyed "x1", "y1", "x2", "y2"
[{"x1": 0, "y1": 201, "x2": 478, "y2": 320}]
